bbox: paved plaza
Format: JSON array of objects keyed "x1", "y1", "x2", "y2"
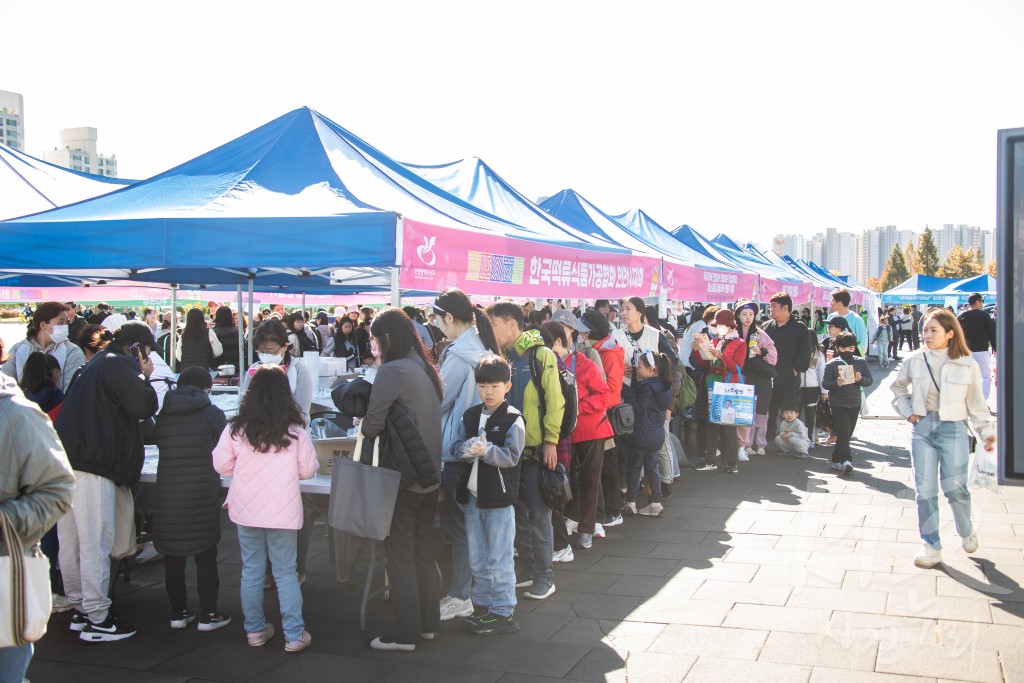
[{"x1": 26, "y1": 363, "x2": 1020, "y2": 683}]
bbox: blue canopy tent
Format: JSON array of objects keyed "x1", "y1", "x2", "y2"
[
  {"x1": 881, "y1": 275, "x2": 958, "y2": 304},
  {"x1": 0, "y1": 143, "x2": 132, "y2": 221},
  {"x1": 934, "y1": 274, "x2": 998, "y2": 305},
  {"x1": 709, "y1": 234, "x2": 809, "y2": 287}
]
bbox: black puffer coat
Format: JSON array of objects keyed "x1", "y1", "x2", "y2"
[
  {"x1": 152, "y1": 386, "x2": 227, "y2": 556},
  {"x1": 333, "y1": 378, "x2": 440, "y2": 490}
]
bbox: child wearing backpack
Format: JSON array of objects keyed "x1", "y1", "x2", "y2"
[
  {"x1": 213, "y1": 365, "x2": 319, "y2": 652},
  {"x1": 621, "y1": 350, "x2": 673, "y2": 516},
  {"x1": 452, "y1": 355, "x2": 526, "y2": 635},
  {"x1": 154, "y1": 366, "x2": 231, "y2": 631}
]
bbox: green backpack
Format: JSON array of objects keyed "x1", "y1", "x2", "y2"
[{"x1": 674, "y1": 366, "x2": 698, "y2": 414}]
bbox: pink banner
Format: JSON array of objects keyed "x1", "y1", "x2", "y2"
[
  {"x1": 401, "y1": 220, "x2": 663, "y2": 299},
  {"x1": 662, "y1": 261, "x2": 761, "y2": 303},
  {"x1": 758, "y1": 277, "x2": 816, "y2": 305}
]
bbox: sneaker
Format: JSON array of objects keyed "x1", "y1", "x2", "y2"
[
  {"x1": 726, "y1": 464, "x2": 739, "y2": 474},
  {"x1": 755, "y1": 447, "x2": 765, "y2": 456},
  {"x1": 462, "y1": 606, "x2": 490, "y2": 629},
  {"x1": 170, "y1": 609, "x2": 196, "y2": 629},
  {"x1": 80, "y1": 614, "x2": 137, "y2": 642},
  {"x1": 439, "y1": 595, "x2": 474, "y2": 621},
  {"x1": 602, "y1": 514, "x2": 623, "y2": 528},
  {"x1": 247, "y1": 624, "x2": 275, "y2": 647},
  {"x1": 577, "y1": 533, "x2": 593, "y2": 549},
  {"x1": 822, "y1": 435, "x2": 837, "y2": 446},
  {"x1": 843, "y1": 461, "x2": 854, "y2": 475},
  {"x1": 564, "y1": 518, "x2": 579, "y2": 535},
  {"x1": 830, "y1": 462, "x2": 844, "y2": 471},
  {"x1": 962, "y1": 532, "x2": 979, "y2": 554},
  {"x1": 69, "y1": 610, "x2": 89, "y2": 632},
  {"x1": 737, "y1": 447, "x2": 749, "y2": 462},
  {"x1": 523, "y1": 578, "x2": 556, "y2": 600},
  {"x1": 914, "y1": 543, "x2": 942, "y2": 568},
  {"x1": 370, "y1": 636, "x2": 415, "y2": 652},
  {"x1": 553, "y1": 546, "x2": 575, "y2": 563},
  {"x1": 514, "y1": 571, "x2": 534, "y2": 589},
  {"x1": 638, "y1": 502, "x2": 664, "y2": 517},
  {"x1": 134, "y1": 541, "x2": 161, "y2": 564},
  {"x1": 52, "y1": 594, "x2": 73, "y2": 613},
  {"x1": 467, "y1": 612, "x2": 520, "y2": 635},
  {"x1": 661, "y1": 482, "x2": 674, "y2": 500},
  {"x1": 285, "y1": 630, "x2": 312, "y2": 652},
  {"x1": 623, "y1": 501, "x2": 638, "y2": 515},
  {"x1": 593, "y1": 523, "x2": 606, "y2": 539},
  {"x1": 198, "y1": 611, "x2": 232, "y2": 632},
  {"x1": 745, "y1": 446, "x2": 758, "y2": 457},
  {"x1": 421, "y1": 632, "x2": 437, "y2": 640}
]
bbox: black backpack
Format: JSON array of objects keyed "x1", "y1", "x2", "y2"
[{"x1": 525, "y1": 346, "x2": 578, "y2": 441}]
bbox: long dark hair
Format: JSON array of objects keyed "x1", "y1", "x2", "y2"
[
  {"x1": 18, "y1": 351, "x2": 60, "y2": 394},
  {"x1": 253, "y1": 319, "x2": 295, "y2": 366},
  {"x1": 370, "y1": 308, "x2": 442, "y2": 400},
  {"x1": 181, "y1": 308, "x2": 209, "y2": 344},
  {"x1": 77, "y1": 324, "x2": 114, "y2": 355},
  {"x1": 640, "y1": 350, "x2": 672, "y2": 385},
  {"x1": 433, "y1": 287, "x2": 499, "y2": 355},
  {"x1": 230, "y1": 366, "x2": 305, "y2": 452},
  {"x1": 213, "y1": 306, "x2": 235, "y2": 328},
  {"x1": 625, "y1": 296, "x2": 647, "y2": 323},
  {"x1": 27, "y1": 301, "x2": 65, "y2": 340},
  {"x1": 285, "y1": 312, "x2": 317, "y2": 353}
]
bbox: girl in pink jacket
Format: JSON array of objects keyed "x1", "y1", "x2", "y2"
[{"x1": 213, "y1": 366, "x2": 318, "y2": 653}]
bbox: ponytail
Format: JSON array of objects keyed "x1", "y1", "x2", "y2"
[
  {"x1": 473, "y1": 308, "x2": 501, "y2": 355},
  {"x1": 654, "y1": 353, "x2": 672, "y2": 385}
]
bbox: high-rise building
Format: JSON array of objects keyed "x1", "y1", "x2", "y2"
[
  {"x1": 43, "y1": 127, "x2": 118, "y2": 177},
  {"x1": 0, "y1": 90, "x2": 25, "y2": 151},
  {"x1": 823, "y1": 228, "x2": 858, "y2": 276},
  {"x1": 805, "y1": 233, "x2": 824, "y2": 265},
  {"x1": 934, "y1": 223, "x2": 983, "y2": 261},
  {"x1": 773, "y1": 233, "x2": 806, "y2": 261},
  {"x1": 982, "y1": 229, "x2": 995, "y2": 265}
]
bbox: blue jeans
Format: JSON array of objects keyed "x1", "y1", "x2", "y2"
[
  {"x1": 441, "y1": 464, "x2": 472, "y2": 600},
  {"x1": 514, "y1": 460, "x2": 553, "y2": 582},
  {"x1": 626, "y1": 447, "x2": 662, "y2": 504},
  {"x1": 463, "y1": 496, "x2": 516, "y2": 617},
  {"x1": 237, "y1": 525, "x2": 305, "y2": 641},
  {"x1": 911, "y1": 412, "x2": 973, "y2": 549},
  {"x1": 0, "y1": 644, "x2": 32, "y2": 682}
]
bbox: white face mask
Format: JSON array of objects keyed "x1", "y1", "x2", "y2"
[
  {"x1": 258, "y1": 352, "x2": 284, "y2": 366},
  {"x1": 49, "y1": 324, "x2": 69, "y2": 344},
  {"x1": 717, "y1": 325, "x2": 730, "y2": 337}
]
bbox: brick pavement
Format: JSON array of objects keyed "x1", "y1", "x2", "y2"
[{"x1": 27, "y1": 361, "x2": 1022, "y2": 682}]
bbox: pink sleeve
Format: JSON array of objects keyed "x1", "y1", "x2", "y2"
[
  {"x1": 295, "y1": 429, "x2": 319, "y2": 479},
  {"x1": 211, "y1": 425, "x2": 236, "y2": 476},
  {"x1": 759, "y1": 329, "x2": 778, "y2": 365}
]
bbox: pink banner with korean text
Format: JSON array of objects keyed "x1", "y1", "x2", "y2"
[
  {"x1": 758, "y1": 277, "x2": 816, "y2": 305},
  {"x1": 400, "y1": 220, "x2": 664, "y2": 299},
  {"x1": 662, "y1": 261, "x2": 760, "y2": 303}
]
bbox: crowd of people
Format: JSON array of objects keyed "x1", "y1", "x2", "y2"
[{"x1": 0, "y1": 286, "x2": 998, "y2": 677}]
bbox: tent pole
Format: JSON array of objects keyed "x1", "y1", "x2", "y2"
[
  {"x1": 302, "y1": 292, "x2": 306, "y2": 318},
  {"x1": 169, "y1": 285, "x2": 177, "y2": 372},
  {"x1": 236, "y1": 284, "x2": 243, "y2": 377},
  {"x1": 392, "y1": 216, "x2": 404, "y2": 308},
  {"x1": 247, "y1": 275, "x2": 255, "y2": 368}
]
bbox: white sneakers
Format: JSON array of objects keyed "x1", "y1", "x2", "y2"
[
  {"x1": 623, "y1": 502, "x2": 638, "y2": 515},
  {"x1": 565, "y1": 518, "x2": 579, "y2": 535},
  {"x1": 737, "y1": 447, "x2": 750, "y2": 462},
  {"x1": 553, "y1": 546, "x2": 575, "y2": 563},
  {"x1": 638, "y1": 503, "x2": 664, "y2": 517},
  {"x1": 438, "y1": 595, "x2": 473, "y2": 621},
  {"x1": 593, "y1": 523, "x2": 606, "y2": 539},
  {"x1": 830, "y1": 461, "x2": 854, "y2": 475},
  {"x1": 962, "y1": 532, "x2": 979, "y2": 554},
  {"x1": 914, "y1": 543, "x2": 942, "y2": 568}
]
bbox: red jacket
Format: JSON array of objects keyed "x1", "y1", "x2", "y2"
[
  {"x1": 568, "y1": 352, "x2": 614, "y2": 443},
  {"x1": 693, "y1": 335, "x2": 746, "y2": 385},
  {"x1": 591, "y1": 335, "x2": 624, "y2": 408}
]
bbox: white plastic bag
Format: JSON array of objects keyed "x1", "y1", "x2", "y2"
[{"x1": 968, "y1": 440, "x2": 999, "y2": 493}]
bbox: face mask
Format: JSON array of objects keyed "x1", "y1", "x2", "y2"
[
  {"x1": 49, "y1": 324, "x2": 69, "y2": 343},
  {"x1": 259, "y1": 352, "x2": 284, "y2": 366},
  {"x1": 717, "y1": 325, "x2": 730, "y2": 337},
  {"x1": 839, "y1": 351, "x2": 855, "y2": 362}
]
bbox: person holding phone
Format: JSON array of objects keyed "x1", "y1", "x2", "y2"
[{"x1": 54, "y1": 322, "x2": 159, "y2": 642}]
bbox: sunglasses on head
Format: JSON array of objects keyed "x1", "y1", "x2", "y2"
[{"x1": 431, "y1": 303, "x2": 447, "y2": 315}]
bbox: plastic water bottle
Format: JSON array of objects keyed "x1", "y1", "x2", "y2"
[{"x1": 748, "y1": 331, "x2": 759, "y2": 358}]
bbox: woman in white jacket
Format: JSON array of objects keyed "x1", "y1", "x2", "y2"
[
  {"x1": 431, "y1": 288, "x2": 502, "y2": 621},
  {"x1": 890, "y1": 309, "x2": 996, "y2": 569}
]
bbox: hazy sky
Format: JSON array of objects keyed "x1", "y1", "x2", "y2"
[{"x1": 5, "y1": 0, "x2": 1022, "y2": 244}]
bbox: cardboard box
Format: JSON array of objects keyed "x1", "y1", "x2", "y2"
[{"x1": 313, "y1": 437, "x2": 357, "y2": 476}]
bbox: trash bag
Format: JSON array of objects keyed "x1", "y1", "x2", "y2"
[{"x1": 539, "y1": 463, "x2": 573, "y2": 512}]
